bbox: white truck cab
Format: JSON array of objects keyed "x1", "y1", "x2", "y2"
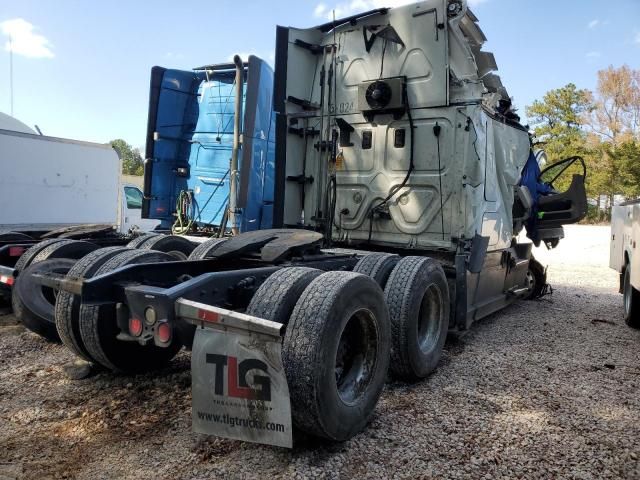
[{"x1": 119, "y1": 183, "x2": 160, "y2": 234}]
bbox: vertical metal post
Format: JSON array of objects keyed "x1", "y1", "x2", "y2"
[
  {"x1": 9, "y1": 35, "x2": 14, "y2": 116},
  {"x1": 229, "y1": 55, "x2": 244, "y2": 235}
]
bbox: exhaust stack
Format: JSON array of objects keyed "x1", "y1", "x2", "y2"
[{"x1": 229, "y1": 54, "x2": 244, "y2": 235}]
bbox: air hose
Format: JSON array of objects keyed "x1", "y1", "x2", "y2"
[{"x1": 172, "y1": 190, "x2": 195, "y2": 235}]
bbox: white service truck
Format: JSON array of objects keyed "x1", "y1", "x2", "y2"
[
  {"x1": 0, "y1": 113, "x2": 159, "y2": 237},
  {"x1": 610, "y1": 201, "x2": 640, "y2": 328}
]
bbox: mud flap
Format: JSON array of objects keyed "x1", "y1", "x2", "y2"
[{"x1": 176, "y1": 298, "x2": 293, "y2": 448}]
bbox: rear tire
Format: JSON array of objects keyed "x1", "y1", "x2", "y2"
[
  {"x1": 623, "y1": 265, "x2": 640, "y2": 329},
  {"x1": 55, "y1": 246, "x2": 131, "y2": 361},
  {"x1": 14, "y1": 239, "x2": 67, "y2": 272},
  {"x1": 140, "y1": 235, "x2": 195, "y2": 260},
  {"x1": 0, "y1": 232, "x2": 34, "y2": 243},
  {"x1": 187, "y1": 238, "x2": 229, "y2": 260},
  {"x1": 13, "y1": 258, "x2": 77, "y2": 341},
  {"x1": 246, "y1": 267, "x2": 322, "y2": 324},
  {"x1": 12, "y1": 240, "x2": 98, "y2": 341},
  {"x1": 283, "y1": 271, "x2": 390, "y2": 441},
  {"x1": 525, "y1": 258, "x2": 547, "y2": 300},
  {"x1": 353, "y1": 253, "x2": 400, "y2": 288},
  {"x1": 31, "y1": 240, "x2": 98, "y2": 265},
  {"x1": 79, "y1": 250, "x2": 182, "y2": 372},
  {"x1": 127, "y1": 233, "x2": 161, "y2": 249},
  {"x1": 384, "y1": 256, "x2": 450, "y2": 380}
]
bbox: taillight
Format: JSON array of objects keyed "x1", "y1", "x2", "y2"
[
  {"x1": 0, "y1": 275, "x2": 14, "y2": 286},
  {"x1": 157, "y1": 322, "x2": 171, "y2": 343},
  {"x1": 129, "y1": 317, "x2": 143, "y2": 337},
  {"x1": 9, "y1": 247, "x2": 25, "y2": 257}
]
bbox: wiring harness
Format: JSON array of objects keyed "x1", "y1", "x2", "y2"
[{"x1": 172, "y1": 190, "x2": 195, "y2": 235}]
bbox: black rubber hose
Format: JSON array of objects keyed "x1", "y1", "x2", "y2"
[{"x1": 368, "y1": 87, "x2": 415, "y2": 242}]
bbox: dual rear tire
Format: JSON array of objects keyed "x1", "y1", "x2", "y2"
[
  {"x1": 247, "y1": 254, "x2": 450, "y2": 441},
  {"x1": 55, "y1": 248, "x2": 183, "y2": 372},
  {"x1": 248, "y1": 268, "x2": 390, "y2": 441},
  {"x1": 12, "y1": 239, "x2": 99, "y2": 341}
]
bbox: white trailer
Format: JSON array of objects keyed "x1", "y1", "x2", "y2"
[
  {"x1": 610, "y1": 201, "x2": 640, "y2": 328},
  {"x1": 0, "y1": 113, "x2": 158, "y2": 235}
]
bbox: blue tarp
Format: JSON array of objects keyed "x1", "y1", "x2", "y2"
[{"x1": 520, "y1": 150, "x2": 552, "y2": 242}]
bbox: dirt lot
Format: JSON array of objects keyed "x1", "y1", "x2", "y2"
[{"x1": 1, "y1": 225, "x2": 639, "y2": 479}]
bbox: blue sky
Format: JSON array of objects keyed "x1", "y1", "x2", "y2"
[{"x1": 1, "y1": 0, "x2": 639, "y2": 149}]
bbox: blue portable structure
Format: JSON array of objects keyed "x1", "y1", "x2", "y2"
[{"x1": 142, "y1": 56, "x2": 275, "y2": 233}]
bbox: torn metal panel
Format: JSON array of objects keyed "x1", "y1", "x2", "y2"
[{"x1": 474, "y1": 50, "x2": 498, "y2": 78}]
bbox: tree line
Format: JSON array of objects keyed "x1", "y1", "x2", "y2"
[
  {"x1": 110, "y1": 139, "x2": 144, "y2": 176},
  {"x1": 526, "y1": 65, "x2": 640, "y2": 221}
]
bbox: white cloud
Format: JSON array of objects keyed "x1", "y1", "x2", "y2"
[
  {"x1": 0, "y1": 18, "x2": 54, "y2": 59},
  {"x1": 314, "y1": 3, "x2": 328, "y2": 17},
  {"x1": 313, "y1": 0, "x2": 487, "y2": 20},
  {"x1": 587, "y1": 19, "x2": 600, "y2": 29},
  {"x1": 585, "y1": 51, "x2": 601, "y2": 58}
]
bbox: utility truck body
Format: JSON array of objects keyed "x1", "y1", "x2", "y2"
[{"x1": 610, "y1": 201, "x2": 640, "y2": 328}]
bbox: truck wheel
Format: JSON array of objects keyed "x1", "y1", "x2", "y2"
[
  {"x1": 14, "y1": 238, "x2": 67, "y2": 272},
  {"x1": 283, "y1": 271, "x2": 390, "y2": 441},
  {"x1": 246, "y1": 267, "x2": 322, "y2": 324},
  {"x1": 12, "y1": 258, "x2": 77, "y2": 341},
  {"x1": 623, "y1": 265, "x2": 640, "y2": 328},
  {"x1": 79, "y1": 250, "x2": 182, "y2": 372},
  {"x1": 55, "y1": 247, "x2": 131, "y2": 361},
  {"x1": 188, "y1": 238, "x2": 229, "y2": 260},
  {"x1": 140, "y1": 235, "x2": 195, "y2": 260},
  {"x1": 384, "y1": 256, "x2": 450, "y2": 380},
  {"x1": 31, "y1": 240, "x2": 98, "y2": 265},
  {"x1": 12, "y1": 240, "x2": 99, "y2": 341},
  {"x1": 525, "y1": 258, "x2": 547, "y2": 300},
  {"x1": 127, "y1": 233, "x2": 161, "y2": 249},
  {"x1": 353, "y1": 253, "x2": 400, "y2": 288},
  {"x1": 0, "y1": 232, "x2": 33, "y2": 242}
]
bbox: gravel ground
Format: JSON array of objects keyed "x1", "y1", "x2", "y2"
[{"x1": 1, "y1": 225, "x2": 639, "y2": 479}]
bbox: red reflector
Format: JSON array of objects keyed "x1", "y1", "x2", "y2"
[
  {"x1": 157, "y1": 322, "x2": 171, "y2": 343},
  {"x1": 198, "y1": 309, "x2": 219, "y2": 323},
  {"x1": 129, "y1": 317, "x2": 143, "y2": 337},
  {"x1": 9, "y1": 247, "x2": 25, "y2": 257},
  {"x1": 0, "y1": 275, "x2": 14, "y2": 286}
]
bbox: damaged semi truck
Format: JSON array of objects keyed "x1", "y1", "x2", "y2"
[{"x1": 27, "y1": 0, "x2": 587, "y2": 448}]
